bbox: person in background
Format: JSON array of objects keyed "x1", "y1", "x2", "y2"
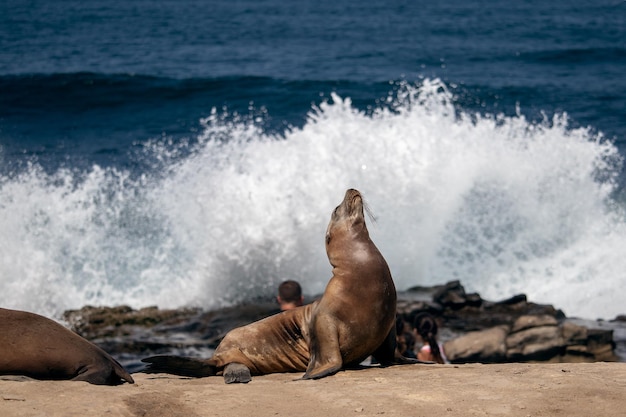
[
  {"x1": 413, "y1": 312, "x2": 448, "y2": 364},
  {"x1": 396, "y1": 315, "x2": 417, "y2": 358},
  {"x1": 277, "y1": 280, "x2": 304, "y2": 311}
]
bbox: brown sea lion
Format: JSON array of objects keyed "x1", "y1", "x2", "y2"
[
  {"x1": 0, "y1": 308, "x2": 134, "y2": 385},
  {"x1": 143, "y1": 188, "x2": 424, "y2": 383}
]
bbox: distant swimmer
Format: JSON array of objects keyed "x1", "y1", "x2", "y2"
[{"x1": 277, "y1": 280, "x2": 304, "y2": 311}]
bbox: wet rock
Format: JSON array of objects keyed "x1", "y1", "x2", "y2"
[
  {"x1": 496, "y1": 294, "x2": 528, "y2": 306},
  {"x1": 63, "y1": 305, "x2": 201, "y2": 340},
  {"x1": 585, "y1": 328, "x2": 617, "y2": 361},
  {"x1": 443, "y1": 325, "x2": 509, "y2": 363},
  {"x1": 433, "y1": 280, "x2": 469, "y2": 309},
  {"x1": 511, "y1": 315, "x2": 559, "y2": 333},
  {"x1": 561, "y1": 321, "x2": 588, "y2": 344},
  {"x1": 62, "y1": 302, "x2": 280, "y2": 372},
  {"x1": 506, "y1": 325, "x2": 562, "y2": 360}
]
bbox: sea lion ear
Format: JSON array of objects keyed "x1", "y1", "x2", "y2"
[{"x1": 325, "y1": 232, "x2": 332, "y2": 245}]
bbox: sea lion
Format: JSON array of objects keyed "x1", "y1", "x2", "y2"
[
  {"x1": 0, "y1": 308, "x2": 134, "y2": 385},
  {"x1": 143, "y1": 188, "x2": 423, "y2": 383}
]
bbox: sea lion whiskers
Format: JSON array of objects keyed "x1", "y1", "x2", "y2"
[{"x1": 362, "y1": 199, "x2": 377, "y2": 224}]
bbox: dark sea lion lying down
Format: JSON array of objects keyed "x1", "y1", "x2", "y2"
[
  {"x1": 143, "y1": 189, "x2": 426, "y2": 383},
  {"x1": 0, "y1": 308, "x2": 134, "y2": 385}
]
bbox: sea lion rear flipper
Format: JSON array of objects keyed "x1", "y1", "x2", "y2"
[
  {"x1": 111, "y1": 360, "x2": 135, "y2": 385},
  {"x1": 71, "y1": 365, "x2": 134, "y2": 385},
  {"x1": 112, "y1": 361, "x2": 135, "y2": 384},
  {"x1": 70, "y1": 351, "x2": 135, "y2": 385},
  {"x1": 141, "y1": 355, "x2": 217, "y2": 378},
  {"x1": 371, "y1": 327, "x2": 433, "y2": 366},
  {"x1": 371, "y1": 327, "x2": 398, "y2": 366},
  {"x1": 107, "y1": 352, "x2": 135, "y2": 384}
]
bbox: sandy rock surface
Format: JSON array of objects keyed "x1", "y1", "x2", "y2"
[{"x1": 2, "y1": 363, "x2": 625, "y2": 417}]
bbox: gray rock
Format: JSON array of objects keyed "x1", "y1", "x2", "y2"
[
  {"x1": 443, "y1": 325, "x2": 509, "y2": 363},
  {"x1": 506, "y1": 325, "x2": 562, "y2": 359},
  {"x1": 511, "y1": 315, "x2": 558, "y2": 333},
  {"x1": 561, "y1": 321, "x2": 588, "y2": 344}
]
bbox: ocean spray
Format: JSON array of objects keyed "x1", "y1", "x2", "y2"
[{"x1": 0, "y1": 79, "x2": 623, "y2": 320}]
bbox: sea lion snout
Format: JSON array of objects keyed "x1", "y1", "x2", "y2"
[{"x1": 338, "y1": 188, "x2": 363, "y2": 217}]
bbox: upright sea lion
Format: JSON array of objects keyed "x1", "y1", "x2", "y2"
[
  {"x1": 143, "y1": 189, "x2": 423, "y2": 383},
  {"x1": 0, "y1": 308, "x2": 134, "y2": 385}
]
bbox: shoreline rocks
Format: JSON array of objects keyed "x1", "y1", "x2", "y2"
[
  {"x1": 62, "y1": 281, "x2": 623, "y2": 371},
  {"x1": 397, "y1": 280, "x2": 619, "y2": 363},
  {"x1": 63, "y1": 302, "x2": 280, "y2": 372}
]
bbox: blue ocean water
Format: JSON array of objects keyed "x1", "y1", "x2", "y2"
[{"x1": 0, "y1": 0, "x2": 625, "y2": 319}]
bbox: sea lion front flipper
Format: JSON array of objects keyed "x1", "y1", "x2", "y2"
[{"x1": 302, "y1": 315, "x2": 343, "y2": 380}]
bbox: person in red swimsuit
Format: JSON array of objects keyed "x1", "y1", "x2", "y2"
[{"x1": 413, "y1": 313, "x2": 448, "y2": 364}]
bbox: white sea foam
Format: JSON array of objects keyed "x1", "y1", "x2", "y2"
[{"x1": 0, "y1": 79, "x2": 624, "y2": 319}]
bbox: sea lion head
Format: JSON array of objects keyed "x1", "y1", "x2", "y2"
[
  {"x1": 325, "y1": 189, "x2": 367, "y2": 240},
  {"x1": 324, "y1": 189, "x2": 374, "y2": 267}
]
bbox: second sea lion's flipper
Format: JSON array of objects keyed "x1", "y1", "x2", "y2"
[{"x1": 141, "y1": 355, "x2": 217, "y2": 378}]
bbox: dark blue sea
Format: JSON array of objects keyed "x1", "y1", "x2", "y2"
[{"x1": 1, "y1": 0, "x2": 625, "y2": 320}]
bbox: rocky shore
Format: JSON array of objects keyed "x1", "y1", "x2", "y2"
[
  {"x1": 61, "y1": 281, "x2": 624, "y2": 373},
  {"x1": 2, "y1": 281, "x2": 625, "y2": 417},
  {"x1": 397, "y1": 281, "x2": 622, "y2": 364}
]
